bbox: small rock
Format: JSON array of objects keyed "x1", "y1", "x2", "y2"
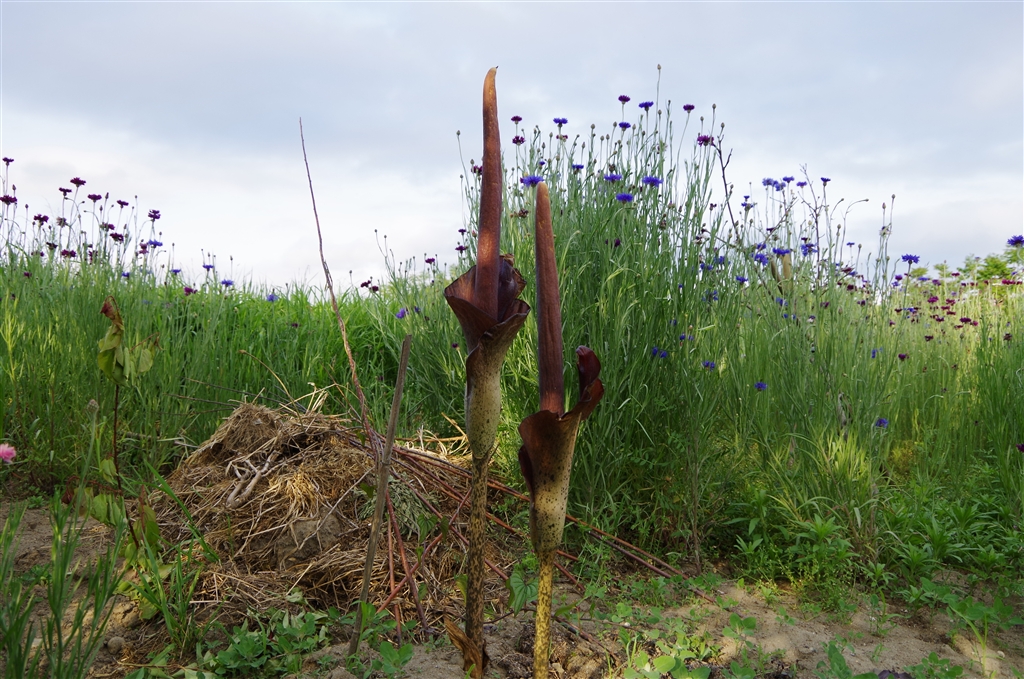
[
  {"x1": 799, "y1": 645, "x2": 816, "y2": 656},
  {"x1": 997, "y1": 651, "x2": 1005, "y2": 659},
  {"x1": 326, "y1": 668, "x2": 356, "y2": 679},
  {"x1": 551, "y1": 661, "x2": 565, "y2": 676},
  {"x1": 106, "y1": 636, "x2": 125, "y2": 656}
]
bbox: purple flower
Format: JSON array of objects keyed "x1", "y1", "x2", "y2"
[
  {"x1": 203, "y1": 264, "x2": 214, "y2": 271},
  {"x1": 800, "y1": 243, "x2": 817, "y2": 256},
  {"x1": 651, "y1": 346, "x2": 660, "y2": 357},
  {"x1": 872, "y1": 348, "x2": 879, "y2": 358},
  {"x1": 425, "y1": 257, "x2": 436, "y2": 265},
  {"x1": 613, "y1": 238, "x2": 621, "y2": 248},
  {"x1": 898, "y1": 353, "x2": 907, "y2": 361},
  {"x1": 901, "y1": 254, "x2": 920, "y2": 264},
  {"x1": 754, "y1": 382, "x2": 767, "y2": 391},
  {"x1": 116, "y1": 199, "x2": 129, "y2": 207},
  {"x1": 642, "y1": 176, "x2": 663, "y2": 187},
  {"x1": 121, "y1": 272, "x2": 130, "y2": 279},
  {"x1": 616, "y1": 193, "x2": 634, "y2": 203},
  {"x1": 512, "y1": 135, "x2": 526, "y2": 145},
  {"x1": 682, "y1": 104, "x2": 695, "y2": 112},
  {"x1": 1, "y1": 157, "x2": 12, "y2": 166},
  {"x1": 702, "y1": 360, "x2": 716, "y2": 370},
  {"x1": 511, "y1": 115, "x2": 522, "y2": 124},
  {"x1": 87, "y1": 193, "x2": 102, "y2": 202},
  {"x1": 821, "y1": 177, "x2": 831, "y2": 185},
  {"x1": 146, "y1": 239, "x2": 163, "y2": 247},
  {"x1": 639, "y1": 101, "x2": 654, "y2": 111},
  {"x1": 183, "y1": 286, "x2": 196, "y2": 296},
  {"x1": 396, "y1": 307, "x2": 408, "y2": 319},
  {"x1": 553, "y1": 117, "x2": 568, "y2": 125},
  {"x1": 618, "y1": 122, "x2": 631, "y2": 130},
  {"x1": 23, "y1": 272, "x2": 31, "y2": 278},
  {"x1": 1008, "y1": 235, "x2": 1024, "y2": 247},
  {"x1": 679, "y1": 334, "x2": 693, "y2": 341},
  {"x1": 736, "y1": 276, "x2": 748, "y2": 283},
  {"x1": 782, "y1": 176, "x2": 794, "y2": 183},
  {"x1": 618, "y1": 95, "x2": 631, "y2": 103},
  {"x1": 604, "y1": 173, "x2": 622, "y2": 182},
  {"x1": 70, "y1": 177, "x2": 86, "y2": 187},
  {"x1": 221, "y1": 279, "x2": 233, "y2": 287},
  {"x1": 797, "y1": 181, "x2": 807, "y2": 187},
  {"x1": 521, "y1": 175, "x2": 544, "y2": 187},
  {"x1": 696, "y1": 134, "x2": 713, "y2": 146},
  {"x1": 267, "y1": 293, "x2": 279, "y2": 302},
  {"x1": 875, "y1": 418, "x2": 888, "y2": 428},
  {"x1": 0, "y1": 443, "x2": 16, "y2": 464},
  {"x1": 455, "y1": 245, "x2": 467, "y2": 253},
  {"x1": 1016, "y1": 443, "x2": 1024, "y2": 453},
  {"x1": 0, "y1": 195, "x2": 17, "y2": 206},
  {"x1": 148, "y1": 209, "x2": 161, "y2": 220},
  {"x1": 572, "y1": 164, "x2": 584, "y2": 170}
]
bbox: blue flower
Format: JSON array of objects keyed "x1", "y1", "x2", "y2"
[
  {"x1": 639, "y1": 101, "x2": 654, "y2": 111},
  {"x1": 170, "y1": 268, "x2": 181, "y2": 275},
  {"x1": 702, "y1": 360, "x2": 716, "y2": 370},
  {"x1": 679, "y1": 334, "x2": 694, "y2": 341},
  {"x1": 642, "y1": 176, "x2": 663, "y2": 187},
  {"x1": 396, "y1": 307, "x2": 408, "y2": 319},
  {"x1": 670, "y1": 319, "x2": 678, "y2": 326},
  {"x1": 267, "y1": 293, "x2": 279, "y2": 302},
  {"x1": 754, "y1": 382, "x2": 767, "y2": 391},
  {"x1": 121, "y1": 272, "x2": 130, "y2": 279},
  {"x1": 756, "y1": 243, "x2": 767, "y2": 251},
  {"x1": 651, "y1": 346, "x2": 660, "y2": 357},
  {"x1": 705, "y1": 290, "x2": 719, "y2": 302},
  {"x1": 616, "y1": 193, "x2": 634, "y2": 203},
  {"x1": 1008, "y1": 235, "x2": 1024, "y2": 247},
  {"x1": 762, "y1": 178, "x2": 775, "y2": 187},
  {"x1": 538, "y1": 160, "x2": 546, "y2": 167},
  {"x1": 604, "y1": 173, "x2": 622, "y2": 182},
  {"x1": 520, "y1": 175, "x2": 544, "y2": 187},
  {"x1": 618, "y1": 95, "x2": 631, "y2": 103},
  {"x1": 801, "y1": 243, "x2": 817, "y2": 256},
  {"x1": 659, "y1": 350, "x2": 668, "y2": 359},
  {"x1": 753, "y1": 253, "x2": 769, "y2": 266},
  {"x1": 782, "y1": 176, "x2": 794, "y2": 183},
  {"x1": 875, "y1": 418, "x2": 889, "y2": 428},
  {"x1": 772, "y1": 247, "x2": 791, "y2": 256},
  {"x1": 700, "y1": 262, "x2": 714, "y2": 271},
  {"x1": 846, "y1": 242, "x2": 856, "y2": 247},
  {"x1": 203, "y1": 264, "x2": 214, "y2": 271},
  {"x1": 572, "y1": 164, "x2": 584, "y2": 170},
  {"x1": 221, "y1": 279, "x2": 233, "y2": 287},
  {"x1": 147, "y1": 239, "x2": 163, "y2": 247},
  {"x1": 776, "y1": 297, "x2": 788, "y2": 307},
  {"x1": 821, "y1": 177, "x2": 831, "y2": 185},
  {"x1": 553, "y1": 117, "x2": 568, "y2": 125},
  {"x1": 735, "y1": 276, "x2": 748, "y2": 283},
  {"x1": 871, "y1": 348, "x2": 879, "y2": 358},
  {"x1": 618, "y1": 122, "x2": 631, "y2": 130},
  {"x1": 901, "y1": 254, "x2": 920, "y2": 264}
]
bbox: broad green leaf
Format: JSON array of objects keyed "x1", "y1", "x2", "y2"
[{"x1": 653, "y1": 655, "x2": 679, "y2": 674}]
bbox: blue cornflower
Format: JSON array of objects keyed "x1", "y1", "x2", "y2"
[
  {"x1": 1008, "y1": 235, "x2": 1024, "y2": 247},
  {"x1": 797, "y1": 181, "x2": 807, "y2": 187},
  {"x1": 801, "y1": 243, "x2": 817, "y2": 256},
  {"x1": 901, "y1": 254, "x2": 920, "y2": 264},
  {"x1": 616, "y1": 193, "x2": 634, "y2": 203},
  {"x1": 571, "y1": 164, "x2": 584, "y2": 170},
  {"x1": 618, "y1": 122, "x2": 631, "y2": 130},
  {"x1": 871, "y1": 348, "x2": 879, "y2": 358},
  {"x1": 604, "y1": 173, "x2": 622, "y2": 182},
  {"x1": 762, "y1": 178, "x2": 775, "y2": 187},
  {"x1": 670, "y1": 319, "x2": 678, "y2": 326},
  {"x1": 705, "y1": 290, "x2": 719, "y2": 302},
  {"x1": 772, "y1": 247, "x2": 791, "y2": 256},
  {"x1": 736, "y1": 276, "x2": 748, "y2": 283},
  {"x1": 875, "y1": 418, "x2": 889, "y2": 428},
  {"x1": 396, "y1": 307, "x2": 408, "y2": 319},
  {"x1": 642, "y1": 176, "x2": 663, "y2": 187},
  {"x1": 776, "y1": 297, "x2": 788, "y2": 307},
  {"x1": 756, "y1": 243, "x2": 767, "y2": 251},
  {"x1": 203, "y1": 264, "x2": 214, "y2": 271},
  {"x1": 702, "y1": 360, "x2": 716, "y2": 370},
  {"x1": 520, "y1": 175, "x2": 544, "y2": 187},
  {"x1": 265, "y1": 293, "x2": 279, "y2": 302},
  {"x1": 553, "y1": 117, "x2": 568, "y2": 125},
  {"x1": 147, "y1": 239, "x2": 163, "y2": 247},
  {"x1": 221, "y1": 279, "x2": 233, "y2": 287},
  {"x1": 754, "y1": 382, "x2": 767, "y2": 391},
  {"x1": 700, "y1": 262, "x2": 713, "y2": 271},
  {"x1": 639, "y1": 101, "x2": 655, "y2": 111},
  {"x1": 538, "y1": 160, "x2": 546, "y2": 167},
  {"x1": 679, "y1": 334, "x2": 694, "y2": 341},
  {"x1": 170, "y1": 268, "x2": 181, "y2": 275},
  {"x1": 651, "y1": 346, "x2": 660, "y2": 357},
  {"x1": 753, "y1": 253, "x2": 769, "y2": 266},
  {"x1": 821, "y1": 177, "x2": 831, "y2": 185},
  {"x1": 659, "y1": 350, "x2": 668, "y2": 359},
  {"x1": 618, "y1": 95, "x2": 631, "y2": 103},
  {"x1": 121, "y1": 272, "x2": 130, "y2": 279},
  {"x1": 782, "y1": 176, "x2": 794, "y2": 183}
]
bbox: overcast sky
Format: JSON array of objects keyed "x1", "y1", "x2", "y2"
[{"x1": 2, "y1": 1, "x2": 1021, "y2": 290}]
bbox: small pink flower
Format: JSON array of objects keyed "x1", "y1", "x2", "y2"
[{"x1": 0, "y1": 443, "x2": 15, "y2": 464}]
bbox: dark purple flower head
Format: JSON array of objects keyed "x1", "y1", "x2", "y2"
[
  {"x1": 618, "y1": 95, "x2": 631, "y2": 103},
  {"x1": 203, "y1": 263, "x2": 214, "y2": 271},
  {"x1": 682, "y1": 104, "x2": 695, "y2": 112},
  {"x1": 87, "y1": 193, "x2": 102, "y2": 202},
  {"x1": 616, "y1": 193, "x2": 634, "y2": 203},
  {"x1": 116, "y1": 199, "x2": 129, "y2": 207},
  {"x1": 512, "y1": 135, "x2": 526, "y2": 145},
  {"x1": 221, "y1": 279, "x2": 234, "y2": 287},
  {"x1": 60, "y1": 249, "x2": 77, "y2": 258},
  {"x1": 696, "y1": 134, "x2": 713, "y2": 146},
  {"x1": 604, "y1": 173, "x2": 622, "y2": 182},
  {"x1": 901, "y1": 254, "x2": 920, "y2": 264},
  {"x1": 266, "y1": 293, "x2": 278, "y2": 302},
  {"x1": 538, "y1": 160, "x2": 546, "y2": 167},
  {"x1": 1016, "y1": 443, "x2": 1024, "y2": 453},
  {"x1": 613, "y1": 238, "x2": 621, "y2": 248},
  {"x1": 59, "y1": 187, "x2": 72, "y2": 196},
  {"x1": 109, "y1": 232, "x2": 124, "y2": 243},
  {"x1": 754, "y1": 382, "x2": 767, "y2": 391},
  {"x1": 520, "y1": 175, "x2": 544, "y2": 187},
  {"x1": 572, "y1": 163, "x2": 584, "y2": 170},
  {"x1": 1008, "y1": 234, "x2": 1024, "y2": 247},
  {"x1": 1, "y1": 157, "x2": 12, "y2": 166},
  {"x1": 0, "y1": 195, "x2": 17, "y2": 206},
  {"x1": 34, "y1": 214, "x2": 49, "y2": 224},
  {"x1": 618, "y1": 122, "x2": 631, "y2": 130},
  {"x1": 762, "y1": 177, "x2": 775, "y2": 188},
  {"x1": 70, "y1": 177, "x2": 86, "y2": 187},
  {"x1": 511, "y1": 115, "x2": 522, "y2": 123},
  {"x1": 639, "y1": 101, "x2": 655, "y2": 111},
  {"x1": 898, "y1": 353, "x2": 907, "y2": 361},
  {"x1": 875, "y1": 418, "x2": 888, "y2": 428},
  {"x1": 821, "y1": 177, "x2": 831, "y2": 185},
  {"x1": 184, "y1": 286, "x2": 197, "y2": 296},
  {"x1": 23, "y1": 271, "x2": 31, "y2": 278},
  {"x1": 455, "y1": 244, "x2": 467, "y2": 253},
  {"x1": 553, "y1": 117, "x2": 568, "y2": 125},
  {"x1": 425, "y1": 257, "x2": 436, "y2": 265},
  {"x1": 642, "y1": 176, "x2": 663, "y2": 187},
  {"x1": 148, "y1": 209, "x2": 161, "y2": 220},
  {"x1": 396, "y1": 307, "x2": 408, "y2": 319}
]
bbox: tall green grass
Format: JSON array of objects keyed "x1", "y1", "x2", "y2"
[{"x1": 2, "y1": 93, "x2": 1022, "y2": 580}]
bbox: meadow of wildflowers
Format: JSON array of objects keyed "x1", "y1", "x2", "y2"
[{"x1": 2, "y1": 90, "x2": 1022, "y2": 588}]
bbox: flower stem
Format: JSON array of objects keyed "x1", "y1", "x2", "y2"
[{"x1": 534, "y1": 548, "x2": 555, "y2": 679}]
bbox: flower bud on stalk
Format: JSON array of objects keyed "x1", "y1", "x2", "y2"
[
  {"x1": 518, "y1": 182, "x2": 603, "y2": 679},
  {"x1": 443, "y1": 67, "x2": 530, "y2": 679}
]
